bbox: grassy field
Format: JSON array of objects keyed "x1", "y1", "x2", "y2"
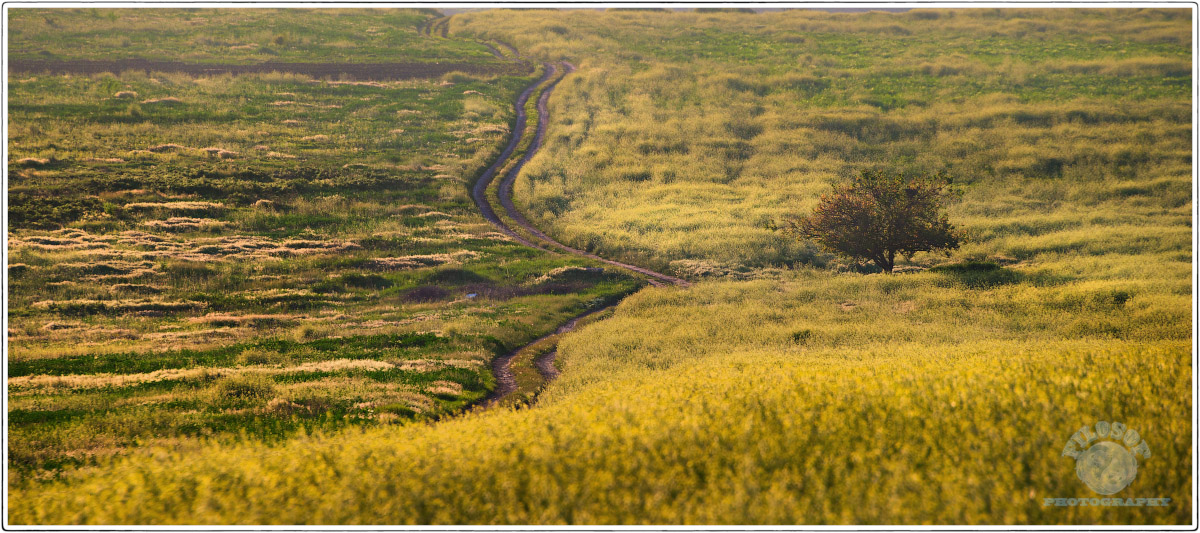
[
  {"x1": 451, "y1": 8, "x2": 1190, "y2": 276},
  {"x1": 7, "y1": 9, "x2": 496, "y2": 64},
  {"x1": 7, "y1": 7, "x2": 1194, "y2": 525},
  {"x1": 10, "y1": 264, "x2": 1191, "y2": 524},
  {"x1": 6, "y1": 8, "x2": 642, "y2": 477}
]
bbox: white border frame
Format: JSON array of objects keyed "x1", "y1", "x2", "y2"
[{"x1": 1, "y1": 1, "x2": 1196, "y2": 530}]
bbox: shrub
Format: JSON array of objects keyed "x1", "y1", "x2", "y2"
[{"x1": 211, "y1": 374, "x2": 275, "y2": 404}]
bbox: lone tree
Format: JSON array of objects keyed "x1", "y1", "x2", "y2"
[{"x1": 787, "y1": 169, "x2": 962, "y2": 272}]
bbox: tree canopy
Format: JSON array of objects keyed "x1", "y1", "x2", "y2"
[{"x1": 787, "y1": 170, "x2": 962, "y2": 272}]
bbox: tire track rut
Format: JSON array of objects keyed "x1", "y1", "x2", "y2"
[
  {"x1": 470, "y1": 64, "x2": 557, "y2": 251},
  {"x1": 496, "y1": 61, "x2": 690, "y2": 288},
  {"x1": 483, "y1": 305, "x2": 611, "y2": 406},
  {"x1": 463, "y1": 48, "x2": 687, "y2": 406}
]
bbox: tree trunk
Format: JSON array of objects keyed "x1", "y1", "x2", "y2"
[{"x1": 876, "y1": 251, "x2": 895, "y2": 273}]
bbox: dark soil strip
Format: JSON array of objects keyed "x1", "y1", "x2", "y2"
[
  {"x1": 7, "y1": 58, "x2": 529, "y2": 80},
  {"x1": 533, "y1": 349, "x2": 561, "y2": 381},
  {"x1": 469, "y1": 63, "x2": 558, "y2": 250},
  {"x1": 485, "y1": 346, "x2": 520, "y2": 406},
  {"x1": 497, "y1": 62, "x2": 691, "y2": 288}
]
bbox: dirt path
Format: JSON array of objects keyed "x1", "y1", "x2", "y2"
[
  {"x1": 469, "y1": 63, "x2": 557, "y2": 251},
  {"x1": 465, "y1": 49, "x2": 689, "y2": 406},
  {"x1": 417, "y1": 18, "x2": 514, "y2": 63},
  {"x1": 484, "y1": 347, "x2": 519, "y2": 406},
  {"x1": 482, "y1": 305, "x2": 612, "y2": 406},
  {"x1": 419, "y1": 16, "x2": 451, "y2": 38},
  {"x1": 491, "y1": 40, "x2": 521, "y2": 59},
  {"x1": 479, "y1": 42, "x2": 506, "y2": 60},
  {"x1": 497, "y1": 62, "x2": 691, "y2": 288},
  {"x1": 531, "y1": 306, "x2": 609, "y2": 380}
]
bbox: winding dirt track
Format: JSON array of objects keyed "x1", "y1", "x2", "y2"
[
  {"x1": 496, "y1": 62, "x2": 690, "y2": 288},
  {"x1": 484, "y1": 304, "x2": 612, "y2": 405},
  {"x1": 469, "y1": 64, "x2": 557, "y2": 251},
  {"x1": 491, "y1": 40, "x2": 522, "y2": 59},
  {"x1": 479, "y1": 42, "x2": 506, "y2": 60},
  {"x1": 532, "y1": 306, "x2": 612, "y2": 380},
  {"x1": 467, "y1": 47, "x2": 688, "y2": 406}
]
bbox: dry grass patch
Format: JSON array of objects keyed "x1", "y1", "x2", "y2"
[
  {"x1": 201, "y1": 147, "x2": 238, "y2": 159},
  {"x1": 10, "y1": 233, "x2": 112, "y2": 251},
  {"x1": 362, "y1": 250, "x2": 480, "y2": 271},
  {"x1": 31, "y1": 298, "x2": 206, "y2": 315},
  {"x1": 417, "y1": 211, "x2": 452, "y2": 219},
  {"x1": 480, "y1": 231, "x2": 514, "y2": 241},
  {"x1": 117, "y1": 230, "x2": 170, "y2": 245},
  {"x1": 110, "y1": 283, "x2": 163, "y2": 294},
  {"x1": 529, "y1": 266, "x2": 606, "y2": 285},
  {"x1": 323, "y1": 80, "x2": 390, "y2": 88},
  {"x1": 426, "y1": 380, "x2": 463, "y2": 397},
  {"x1": 124, "y1": 201, "x2": 225, "y2": 215},
  {"x1": 140, "y1": 97, "x2": 183, "y2": 105},
  {"x1": 473, "y1": 124, "x2": 509, "y2": 135},
  {"x1": 394, "y1": 358, "x2": 486, "y2": 372},
  {"x1": 143, "y1": 217, "x2": 228, "y2": 232},
  {"x1": 10, "y1": 358, "x2": 405, "y2": 393},
  {"x1": 55, "y1": 259, "x2": 156, "y2": 276},
  {"x1": 146, "y1": 143, "x2": 187, "y2": 153},
  {"x1": 151, "y1": 236, "x2": 362, "y2": 261}
]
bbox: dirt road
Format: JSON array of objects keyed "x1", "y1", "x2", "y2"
[
  {"x1": 483, "y1": 304, "x2": 612, "y2": 406},
  {"x1": 467, "y1": 50, "x2": 688, "y2": 406},
  {"x1": 496, "y1": 61, "x2": 690, "y2": 288},
  {"x1": 469, "y1": 63, "x2": 557, "y2": 251}
]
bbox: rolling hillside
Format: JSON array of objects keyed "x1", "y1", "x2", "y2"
[{"x1": 8, "y1": 7, "x2": 1193, "y2": 525}]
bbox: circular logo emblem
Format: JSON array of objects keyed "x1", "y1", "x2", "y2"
[
  {"x1": 1075, "y1": 441, "x2": 1138, "y2": 495},
  {"x1": 1061, "y1": 421, "x2": 1152, "y2": 496}
]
